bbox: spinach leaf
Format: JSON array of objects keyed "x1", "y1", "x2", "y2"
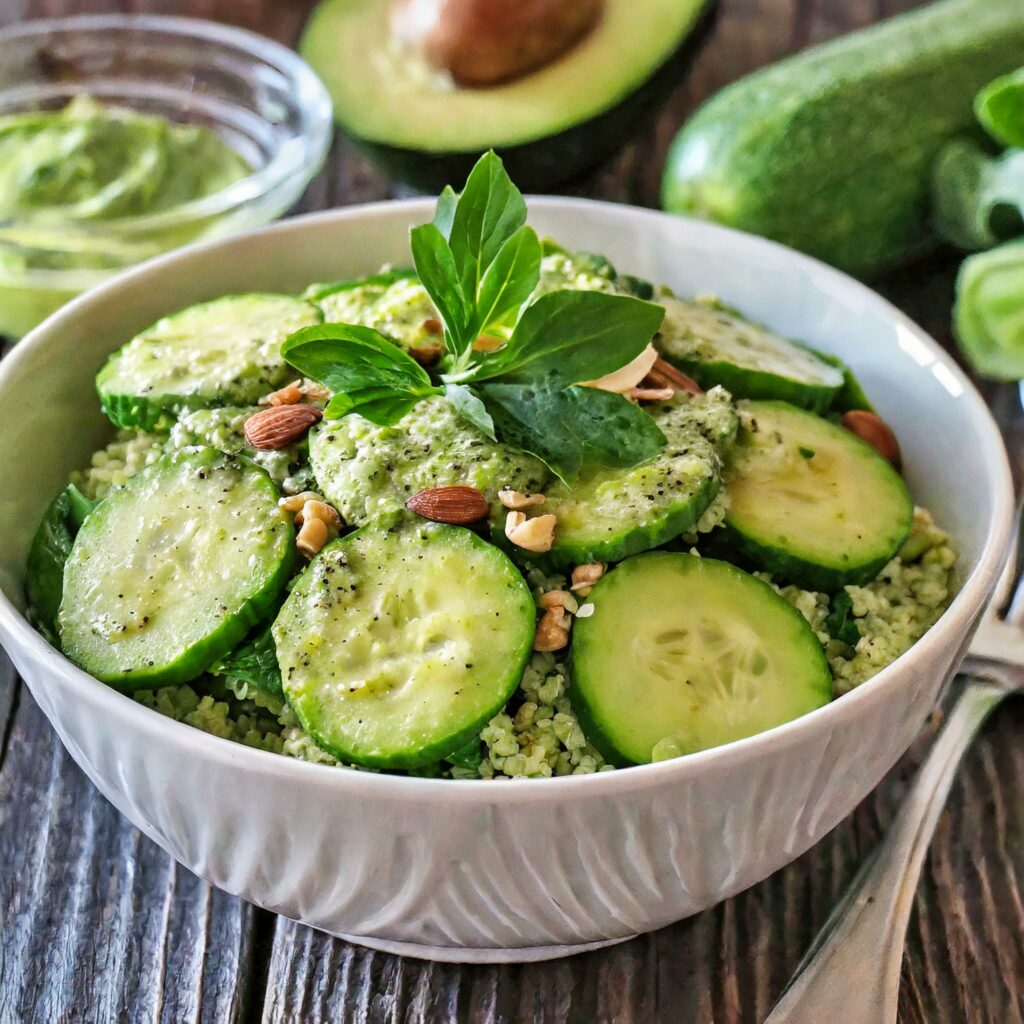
[
  {"x1": 977, "y1": 69, "x2": 1024, "y2": 149},
  {"x1": 282, "y1": 323, "x2": 442, "y2": 425},
  {"x1": 447, "y1": 150, "x2": 527, "y2": 301},
  {"x1": 444, "y1": 383, "x2": 496, "y2": 439},
  {"x1": 481, "y1": 381, "x2": 667, "y2": 484},
  {"x1": 410, "y1": 222, "x2": 472, "y2": 355},
  {"x1": 473, "y1": 225, "x2": 541, "y2": 337},
  {"x1": 444, "y1": 737, "x2": 484, "y2": 771},
  {"x1": 824, "y1": 590, "x2": 861, "y2": 647},
  {"x1": 933, "y1": 140, "x2": 1024, "y2": 250},
  {"x1": 209, "y1": 622, "x2": 282, "y2": 696},
  {"x1": 26, "y1": 484, "x2": 96, "y2": 644},
  {"x1": 463, "y1": 290, "x2": 665, "y2": 387}
]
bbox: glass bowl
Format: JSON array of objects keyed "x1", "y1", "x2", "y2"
[{"x1": 0, "y1": 14, "x2": 333, "y2": 339}]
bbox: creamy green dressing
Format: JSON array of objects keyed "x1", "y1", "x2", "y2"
[
  {"x1": 0, "y1": 96, "x2": 249, "y2": 338},
  {"x1": 0, "y1": 96, "x2": 248, "y2": 222}
]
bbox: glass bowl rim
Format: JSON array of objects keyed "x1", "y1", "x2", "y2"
[{"x1": 0, "y1": 13, "x2": 334, "y2": 235}]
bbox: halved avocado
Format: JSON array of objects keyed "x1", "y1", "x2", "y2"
[{"x1": 300, "y1": 0, "x2": 716, "y2": 191}]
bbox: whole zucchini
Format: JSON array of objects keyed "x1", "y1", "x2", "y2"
[{"x1": 661, "y1": 0, "x2": 1024, "y2": 279}]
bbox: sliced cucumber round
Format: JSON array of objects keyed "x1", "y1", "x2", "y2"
[
  {"x1": 59, "y1": 446, "x2": 294, "y2": 690},
  {"x1": 310, "y1": 395, "x2": 549, "y2": 525},
  {"x1": 655, "y1": 297, "x2": 844, "y2": 413},
  {"x1": 308, "y1": 271, "x2": 438, "y2": 351},
  {"x1": 543, "y1": 390, "x2": 736, "y2": 567},
  {"x1": 274, "y1": 521, "x2": 535, "y2": 769},
  {"x1": 723, "y1": 400, "x2": 913, "y2": 590},
  {"x1": 571, "y1": 551, "x2": 832, "y2": 765},
  {"x1": 96, "y1": 294, "x2": 322, "y2": 430}
]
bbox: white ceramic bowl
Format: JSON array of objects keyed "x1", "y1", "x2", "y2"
[{"x1": 0, "y1": 200, "x2": 1013, "y2": 963}]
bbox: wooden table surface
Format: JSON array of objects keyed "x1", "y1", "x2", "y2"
[{"x1": 3, "y1": 1, "x2": 1024, "y2": 1021}]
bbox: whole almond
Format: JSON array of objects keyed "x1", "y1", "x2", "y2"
[
  {"x1": 840, "y1": 410, "x2": 902, "y2": 470},
  {"x1": 409, "y1": 341, "x2": 444, "y2": 367},
  {"x1": 244, "y1": 405, "x2": 322, "y2": 451},
  {"x1": 406, "y1": 484, "x2": 490, "y2": 524}
]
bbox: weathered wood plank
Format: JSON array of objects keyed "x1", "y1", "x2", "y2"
[{"x1": 0, "y1": 689, "x2": 260, "y2": 1024}]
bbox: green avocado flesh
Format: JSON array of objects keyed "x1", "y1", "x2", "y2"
[
  {"x1": 300, "y1": 0, "x2": 712, "y2": 189},
  {"x1": 58, "y1": 447, "x2": 294, "y2": 690},
  {"x1": 572, "y1": 552, "x2": 832, "y2": 764},
  {"x1": 274, "y1": 521, "x2": 535, "y2": 769}
]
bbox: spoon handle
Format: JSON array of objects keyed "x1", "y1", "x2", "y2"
[{"x1": 765, "y1": 676, "x2": 1009, "y2": 1024}]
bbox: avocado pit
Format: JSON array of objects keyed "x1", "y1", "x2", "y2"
[{"x1": 389, "y1": 0, "x2": 603, "y2": 87}]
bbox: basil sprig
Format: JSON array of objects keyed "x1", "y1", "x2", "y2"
[{"x1": 283, "y1": 151, "x2": 669, "y2": 483}]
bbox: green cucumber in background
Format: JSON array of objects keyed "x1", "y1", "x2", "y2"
[{"x1": 661, "y1": 0, "x2": 1024, "y2": 280}]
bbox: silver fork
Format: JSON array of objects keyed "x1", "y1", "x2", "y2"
[{"x1": 765, "y1": 544, "x2": 1024, "y2": 1023}]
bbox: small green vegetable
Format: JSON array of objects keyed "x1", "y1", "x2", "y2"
[
  {"x1": 933, "y1": 141, "x2": 1024, "y2": 251},
  {"x1": 953, "y1": 238, "x2": 1024, "y2": 379},
  {"x1": 209, "y1": 622, "x2": 283, "y2": 696},
  {"x1": 25, "y1": 484, "x2": 95, "y2": 644},
  {"x1": 824, "y1": 591, "x2": 861, "y2": 647},
  {"x1": 977, "y1": 68, "x2": 1024, "y2": 149}
]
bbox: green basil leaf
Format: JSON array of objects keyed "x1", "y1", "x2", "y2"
[
  {"x1": 283, "y1": 323, "x2": 441, "y2": 425},
  {"x1": 448, "y1": 151, "x2": 527, "y2": 301},
  {"x1": 824, "y1": 591, "x2": 861, "y2": 647},
  {"x1": 473, "y1": 225, "x2": 542, "y2": 336},
  {"x1": 444, "y1": 383, "x2": 496, "y2": 439},
  {"x1": 977, "y1": 69, "x2": 1024, "y2": 149},
  {"x1": 26, "y1": 484, "x2": 96, "y2": 644},
  {"x1": 469, "y1": 290, "x2": 665, "y2": 387},
  {"x1": 480, "y1": 382, "x2": 666, "y2": 484},
  {"x1": 209, "y1": 622, "x2": 282, "y2": 696},
  {"x1": 434, "y1": 185, "x2": 458, "y2": 239},
  {"x1": 410, "y1": 222, "x2": 472, "y2": 355},
  {"x1": 933, "y1": 140, "x2": 1024, "y2": 250}
]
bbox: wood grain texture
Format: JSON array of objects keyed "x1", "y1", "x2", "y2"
[{"x1": 2, "y1": 0, "x2": 1023, "y2": 1021}]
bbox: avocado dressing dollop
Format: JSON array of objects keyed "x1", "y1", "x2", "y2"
[
  {"x1": 0, "y1": 96, "x2": 250, "y2": 338},
  {"x1": 0, "y1": 95, "x2": 248, "y2": 222}
]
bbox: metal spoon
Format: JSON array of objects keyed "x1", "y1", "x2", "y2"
[{"x1": 766, "y1": 551, "x2": 1024, "y2": 1023}]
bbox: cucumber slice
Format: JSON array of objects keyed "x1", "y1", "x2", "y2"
[
  {"x1": 655, "y1": 297, "x2": 844, "y2": 412},
  {"x1": 274, "y1": 521, "x2": 535, "y2": 769},
  {"x1": 59, "y1": 446, "x2": 295, "y2": 690},
  {"x1": 571, "y1": 551, "x2": 832, "y2": 765},
  {"x1": 96, "y1": 294, "x2": 322, "y2": 430},
  {"x1": 543, "y1": 389, "x2": 736, "y2": 567},
  {"x1": 310, "y1": 395, "x2": 549, "y2": 525},
  {"x1": 308, "y1": 272, "x2": 438, "y2": 351},
  {"x1": 301, "y1": 268, "x2": 415, "y2": 305},
  {"x1": 723, "y1": 400, "x2": 913, "y2": 590}
]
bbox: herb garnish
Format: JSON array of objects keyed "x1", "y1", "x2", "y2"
[{"x1": 283, "y1": 151, "x2": 668, "y2": 483}]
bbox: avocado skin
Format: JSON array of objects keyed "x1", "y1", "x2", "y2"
[
  {"x1": 343, "y1": 2, "x2": 718, "y2": 194},
  {"x1": 661, "y1": 0, "x2": 1024, "y2": 280}
]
